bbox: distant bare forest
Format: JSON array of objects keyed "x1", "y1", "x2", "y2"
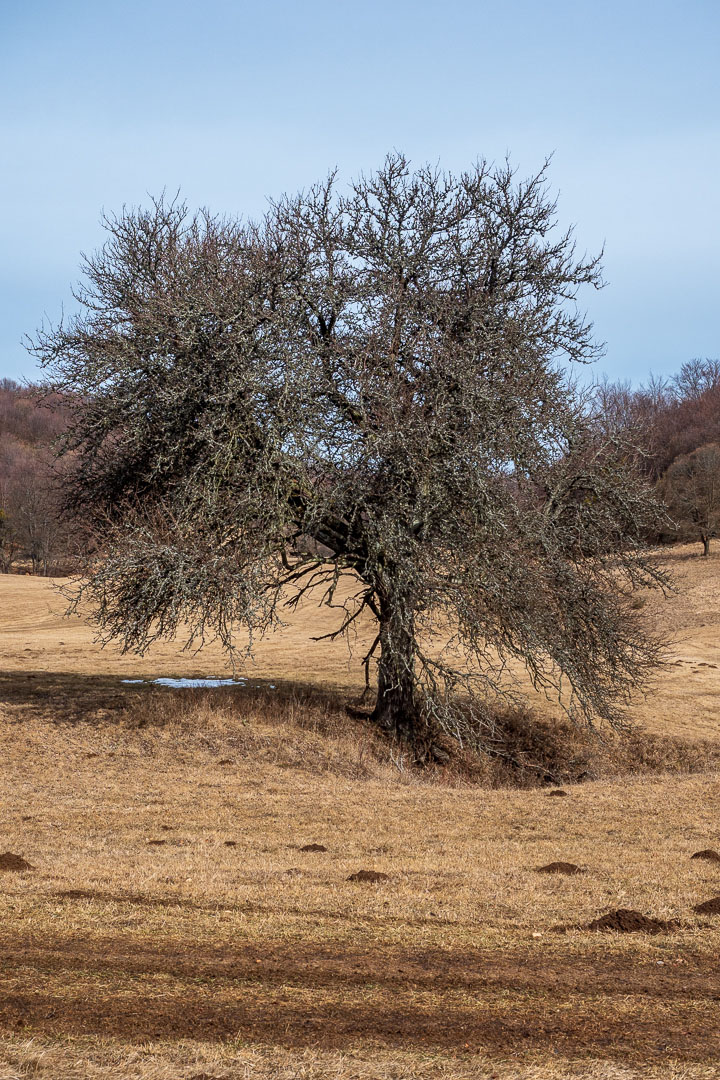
[
  {"x1": 1, "y1": 359, "x2": 719, "y2": 575},
  {"x1": 0, "y1": 379, "x2": 72, "y2": 574},
  {"x1": 594, "y1": 358, "x2": 720, "y2": 481}
]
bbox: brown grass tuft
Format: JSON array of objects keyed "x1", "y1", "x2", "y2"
[{"x1": 98, "y1": 682, "x2": 720, "y2": 790}]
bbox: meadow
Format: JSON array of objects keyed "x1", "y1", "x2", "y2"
[{"x1": 2, "y1": 545, "x2": 720, "y2": 1079}]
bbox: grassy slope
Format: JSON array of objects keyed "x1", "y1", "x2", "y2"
[{"x1": 1, "y1": 544, "x2": 720, "y2": 1079}]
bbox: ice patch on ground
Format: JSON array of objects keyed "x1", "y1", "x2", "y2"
[
  {"x1": 121, "y1": 677, "x2": 247, "y2": 689},
  {"x1": 154, "y1": 677, "x2": 245, "y2": 689}
]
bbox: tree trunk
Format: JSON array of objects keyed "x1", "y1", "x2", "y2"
[
  {"x1": 702, "y1": 535, "x2": 711, "y2": 556},
  {"x1": 370, "y1": 606, "x2": 422, "y2": 746}
]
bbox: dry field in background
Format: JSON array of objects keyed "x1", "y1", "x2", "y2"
[{"x1": 2, "y1": 544, "x2": 720, "y2": 1079}]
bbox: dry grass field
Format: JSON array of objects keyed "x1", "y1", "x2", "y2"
[{"x1": 2, "y1": 545, "x2": 720, "y2": 1079}]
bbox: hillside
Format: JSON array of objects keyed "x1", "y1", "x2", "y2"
[{"x1": 2, "y1": 545, "x2": 720, "y2": 1079}]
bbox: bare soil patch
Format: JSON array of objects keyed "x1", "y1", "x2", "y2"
[
  {"x1": 583, "y1": 909, "x2": 679, "y2": 933},
  {"x1": 347, "y1": 870, "x2": 389, "y2": 882},
  {"x1": 693, "y1": 896, "x2": 720, "y2": 915},
  {"x1": 300, "y1": 843, "x2": 327, "y2": 852},
  {"x1": 0, "y1": 852, "x2": 34, "y2": 871}
]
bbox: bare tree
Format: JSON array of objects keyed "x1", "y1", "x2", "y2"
[
  {"x1": 32, "y1": 155, "x2": 667, "y2": 756},
  {"x1": 594, "y1": 360, "x2": 720, "y2": 482},
  {"x1": 0, "y1": 381, "x2": 74, "y2": 575},
  {"x1": 0, "y1": 508, "x2": 18, "y2": 574},
  {"x1": 671, "y1": 358, "x2": 720, "y2": 402},
  {"x1": 0, "y1": 439, "x2": 20, "y2": 573},
  {"x1": 7, "y1": 453, "x2": 63, "y2": 575},
  {"x1": 658, "y1": 444, "x2": 720, "y2": 556}
]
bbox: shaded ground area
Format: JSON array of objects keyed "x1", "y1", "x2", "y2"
[
  {"x1": 2, "y1": 931, "x2": 720, "y2": 1063},
  {"x1": 0, "y1": 669, "x2": 134, "y2": 723},
  {"x1": 0, "y1": 669, "x2": 303, "y2": 726}
]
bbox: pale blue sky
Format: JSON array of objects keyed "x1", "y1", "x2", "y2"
[{"x1": 2, "y1": 0, "x2": 718, "y2": 383}]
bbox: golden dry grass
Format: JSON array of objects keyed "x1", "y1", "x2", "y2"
[
  {"x1": 3, "y1": 543, "x2": 720, "y2": 736},
  {"x1": 2, "y1": 544, "x2": 720, "y2": 1079}
]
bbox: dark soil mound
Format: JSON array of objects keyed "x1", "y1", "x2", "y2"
[
  {"x1": 147, "y1": 839, "x2": 166, "y2": 846},
  {"x1": 691, "y1": 849, "x2": 720, "y2": 863},
  {"x1": 56, "y1": 889, "x2": 98, "y2": 900},
  {"x1": 693, "y1": 896, "x2": 720, "y2": 915},
  {"x1": 347, "y1": 869, "x2": 389, "y2": 882},
  {"x1": 546, "y1": 789, "x2": 569, "y2": 797},
  {"x1": 0, "y1": 852, "x2": 34, "y2": 872},
  {"x1": 300, "y1": 843, "x2": 327, "y2": 852},
  {"x1": 224, "y1": 840, "x2": 237, "y2": 847},
  {"x1": 218, "y1": 758, "x2": 234, "y2": 766},
  {"x1": 536, "y1": 861, "x2": 583, "y2": 875},
  {"x1": 584, "y1": 908, "x2": 677, "y2": 933}
]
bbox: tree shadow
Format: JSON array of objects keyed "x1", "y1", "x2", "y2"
[
  {"x1": 1, "y1": 932, "x2": 719, "y2": 1061},
  {"x1": 0, "y1": 668, "x2": 353, "y2": 727}
]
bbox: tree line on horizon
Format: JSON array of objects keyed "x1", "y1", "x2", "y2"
[
  {"x1": 1, "y1": 357, "x2": 718, "y2": 577},
  {"x1": 594, "y1": 358, "x2": 720, "y2": 555},
  {"x1": 0, "y1": 378, "x2": 71, "y2": 574}
]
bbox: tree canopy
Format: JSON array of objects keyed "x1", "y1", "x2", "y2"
[{"x1": 32, "y1": 155, "x2": 667, "y2": 756}]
